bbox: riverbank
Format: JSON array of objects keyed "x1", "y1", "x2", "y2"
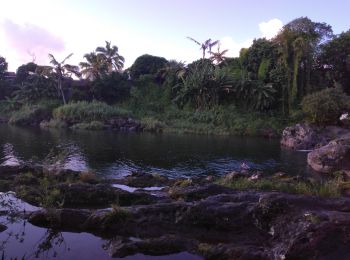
[
  {"x1": 1, "y1": 164, "x2": 350, "y2": 259},
  {"x1": 0, "y1": 100, "x2": 288, "y2": 137}
]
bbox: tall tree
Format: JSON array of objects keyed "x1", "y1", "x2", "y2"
[
  {"x1": 48, "y1": 53, "x2": 81, "y2": 104},
  {"x1": 274, "y1": 17, "x2": 333, "y2": 113},
  {"x1": 187, "y1": 37, "x2": 219, "y2": 59},
  {"x1": 79, "y1": 52, "x2": 107, "y2": 80},
  {"x1": 96, "y1": 41, "x2": 125, "y2": 72}
]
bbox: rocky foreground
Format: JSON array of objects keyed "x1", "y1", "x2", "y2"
[{"x1": 0, "y1": 165, "x2": 350, "y2": 259}]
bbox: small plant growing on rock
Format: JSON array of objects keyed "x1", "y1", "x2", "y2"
[{"x1": 103, "y1": 204, "x2": 131, "y2": 227}]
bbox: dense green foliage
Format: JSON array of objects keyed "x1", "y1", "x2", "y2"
[
  {"x1": 320, "y1": 30, "x2": 350, "y2": 94},
  {"x1": 129, "y1": 54, "x2": 168, "y2": 79},
  {"x1": 301, "y1": 88, "x2": 350, "y2": 124}
]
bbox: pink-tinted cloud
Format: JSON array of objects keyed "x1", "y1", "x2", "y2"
[{"x1": 2, "y1": 19, "x2": 64, "y2": 65}]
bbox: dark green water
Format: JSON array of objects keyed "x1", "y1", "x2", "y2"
[{"x1": 0, "y1": 124, "x2": 311, "y2": 178}]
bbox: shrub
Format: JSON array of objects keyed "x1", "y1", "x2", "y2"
[
  {"x1": 301, "y1": 88, "x2": 350, "y2": 125},
  {"x1": 141, "y1": 117, "x2": 165, "y2": 132},
  {"x1": 9, "y1": 104, "x2": 51, "y2": 125},
  {"x1": 53, "y1": 101, "x2": 130, "y2": 124}
]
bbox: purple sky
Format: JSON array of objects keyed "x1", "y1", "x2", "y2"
[{"x1": 1, "y1": 0, "x2": 349, "y2": 71}]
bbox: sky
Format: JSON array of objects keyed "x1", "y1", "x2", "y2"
[{"x1": 0, "y1": 0, "x2": 350, "y2": 71}]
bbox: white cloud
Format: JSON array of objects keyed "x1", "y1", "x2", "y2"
[
  {"x1": 1, "y1": 19, "x2": 65, "y2": 69},
  {"x1": 259, "y1": 18, "x2": 283, "y2": 39},
  {"x1": 219, "y1": 37, "x2": 253, "y2": 58}
]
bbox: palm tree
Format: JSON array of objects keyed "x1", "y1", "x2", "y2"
[
  {"x1": 96, "y1": 41, "x2": 125, "y2": 72},
  {"x1": 79, "y1": 52, "x2": 107, "y2": 80},
  {"x1": 187, "y1": 37, "x2": 219, "y2": 59},
  {"x1": 209, "y1": 44, "x2": 228, "y2": 64},
  {"x1": 48, "y1": 53, "x2": 81, "y2": 104}
]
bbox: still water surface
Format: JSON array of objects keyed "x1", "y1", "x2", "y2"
[{"x1": 0, "y1": 125, "x2": 310, "y2": 178}]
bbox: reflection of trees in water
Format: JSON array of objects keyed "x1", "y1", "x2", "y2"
[
  {"x1": 0, "y1": 193, "x2": 69, "y2": 259},
  {"x1": 0, "y1": 192, "x2": 27, "y2": 259},
  {"x1": 32, "y1": 229, "x2": 67, "y2": 259}
]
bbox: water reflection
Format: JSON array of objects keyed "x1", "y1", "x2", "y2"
[{"x1": 0, "y1": 125, "x2": 311, "y2": 178}]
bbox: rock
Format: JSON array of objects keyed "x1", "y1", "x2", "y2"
[
  {"x1": 112, "y1": 172, "x2": 173, "y2": 188},
  {"x1": 281, "y1": 124, "x2": 350, "y2": 150},
  {"x1": 340, "y1": 113, "x2": 350, "y2": 128},
  {"x1": 0, "y1": 224, "x2": 7, "y2": 233},
  {"x1": 307, "y1": 137, "x2": 350, "y2": 173},
  {"x1": 29, "y1": 208, "x2": 91, "y2": 229},
  {"x1": 57, "y1": 183, "x2": 156, "y2": 207},
  {"x1": 249, "y1": 173, "x2": 262, "y2": 180},
  {"x1": 109, "y1": 117, "x2": 142, "y2": 132},
  {"x1": 223, "y1": 171, "x2": 247, "y2": 182},
  {"x1": 273, "y1": 172, "x2": 288, "y2": 178},
  {"x1": 27, "y1": 190, "x2": 350, "y2": 259},
  {"x1": 169, "y1": 184, "x2": 236, "y2": 201},
  {"x1": 281, "y1": 124, "x2": 322, "y2": 150},
  {"x1": 108, "y1": 235, "x2": 197, "y2": 258}
]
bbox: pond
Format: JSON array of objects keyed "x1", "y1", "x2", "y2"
[{"x1": 0, "y1": 125, "x2": 311, "y2": 178}]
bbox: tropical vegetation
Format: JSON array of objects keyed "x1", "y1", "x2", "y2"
[{"x1": 0, "y1": 17, "x2": 349, "y2": 134}]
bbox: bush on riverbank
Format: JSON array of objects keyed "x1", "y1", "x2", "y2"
[
  {"x1": 53, "y1": 101, "x2": 131, "y2": 124},
  {"x1": 301, "y1": 88, "x2": 350, "y2": 125},
  {"x1": 9, "y1": 100, "x2": 60, "y2": 126}
]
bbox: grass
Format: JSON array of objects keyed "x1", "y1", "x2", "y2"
[
  {"x1": 217, "y1": 177, "x2": 343, "y2": 198},
  {"x1": 53, "y1": 101, "x2": 131, "y2": 124},
  {"x1": 8, "y1": 100, "x2": 60, "y2": 126},
  {"x1": 140, "y1": 117, "x2": 165, "y2": 132},
  {"x1": 125, "y1": 104, "x2": 287, "y2": 136},
  {"x1": 103, "y1": 204, "x2": 131, "y2": 226}
]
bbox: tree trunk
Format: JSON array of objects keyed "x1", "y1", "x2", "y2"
[{"x1": 58, "y1": 77, "x2": 66, "y2": 104}]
